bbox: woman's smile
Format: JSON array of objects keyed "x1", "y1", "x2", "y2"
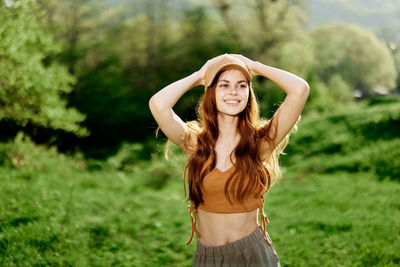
[{"x1": 224, "y1": 99, "x2": 241, "y2": 105}]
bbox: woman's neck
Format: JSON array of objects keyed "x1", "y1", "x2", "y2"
[{"x1": 217, "y1": 114, "x2": 239, "y2": 140}]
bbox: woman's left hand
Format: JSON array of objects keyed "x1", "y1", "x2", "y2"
[{"x1": 229, "y1": 54, "x2": 258, "y2": 76}]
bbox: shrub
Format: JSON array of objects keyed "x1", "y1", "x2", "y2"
[
  {"x1": 0, "y1": 132, "x2": 85, "y2": 174},
  {"x1": 283, "y1": 98, "x2": 400, "y2": 181}
]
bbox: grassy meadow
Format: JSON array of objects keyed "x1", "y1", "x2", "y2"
[{"x1": 0, "y1": 97, "x2": 399, "y2": 266}]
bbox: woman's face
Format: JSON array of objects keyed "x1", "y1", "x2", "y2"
[{"x1": 215, "y1": 69, "x2": 250, "y2": 116}]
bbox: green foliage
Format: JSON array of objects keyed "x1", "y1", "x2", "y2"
[
  {"x1": 369, "y1": 139, "x2": 400, "y2": 180},
  {"x1": 279, "y1": 33, "x2": 315, "y2": 78},
  {"x1": 105, "y1": 142, "x2": 147, "y2": 171},
  {"x1": 327, "y1": 74, "x2": 353, "y2": 103},
  {"x1": 302, "y1": 73, "x2": 338, "y2": 114},
  {"x1": 0, "y1": 0, "x2": 88, "y2": 136},
  {"x1": 283, "y1": 97, "x2": 400, "y2": 181},
  {"x1": 0, "y1": 132, "x2": 85, "y2": 174},
  {"x1": 2, "y1": 0, "x2": 398, "y2": 159},
  {"x1": 105, "y1": 138, "x2": 160, "y2": 169},
  {"x1": 309, "y1": 22, "x2": 397, "y2": 95}
]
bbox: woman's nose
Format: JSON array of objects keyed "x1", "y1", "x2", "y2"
[{"x1": 230, "y1": 87, "x2": 238, "y2": 95}]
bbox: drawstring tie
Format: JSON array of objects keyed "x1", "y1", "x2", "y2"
[
  {"x1": 186, "y1": 200, "x2": 201, "y2": 246},
  {"x1": 259, "y1": 198, "x2": 272, "y2": 246}
]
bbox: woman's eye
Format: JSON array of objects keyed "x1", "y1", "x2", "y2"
[{"x1": 220, "y1": 84, "x2": 228, "y2": 87}]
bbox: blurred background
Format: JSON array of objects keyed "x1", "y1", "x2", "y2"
[{"x1": 0, "y1": 0, "x2": 399, "y2": 266}]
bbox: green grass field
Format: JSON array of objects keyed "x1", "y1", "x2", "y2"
[{"x1": 0, "y1": 98, "x2": 399, "y2": 266}]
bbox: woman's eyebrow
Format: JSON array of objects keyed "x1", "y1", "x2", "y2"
[
  {"x1": 219, "y1": 79, "x2": 230, "y2": 83},
  {"x1": 218, "y1": 79, "x2": 247, "y2": 84}
]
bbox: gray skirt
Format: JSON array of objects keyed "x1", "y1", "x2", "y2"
[{"x1": 193, "y1": 225, "x2": 280, "y2": 267}]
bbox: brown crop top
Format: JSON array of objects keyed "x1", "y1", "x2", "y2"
[{"x1": 186, "y1": 156, "x2": 271, "y2": 246}]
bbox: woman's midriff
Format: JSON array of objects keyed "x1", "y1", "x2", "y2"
[{"x1": 196, "y1": 208, "x2": 259, "y2": 246}]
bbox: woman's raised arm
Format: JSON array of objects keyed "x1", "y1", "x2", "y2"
[{"x1": 149, "y1": 70, "x2": 203, "y2": 156}]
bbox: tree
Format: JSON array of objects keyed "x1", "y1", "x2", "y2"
[
  {"x1": 309, "y1": 22, "x2": 397, "y2": 97},
  {"x1": 211, "y1": 0, "x2": 308, "y2": 66},
  {"x1": 0, "y1": 0, "x2": 88, "y2": 136},
  {"x1": 209, "y1": 0, "x2": 314, "y2": 113}
]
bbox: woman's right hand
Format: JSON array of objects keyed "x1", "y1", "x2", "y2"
[{"x1": 197, "y1": 54, "x2": 228, "y2": 86}]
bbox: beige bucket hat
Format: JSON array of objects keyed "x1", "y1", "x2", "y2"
[{"x1": 204, "y1": 54, "x2": 252, "y2": 89}]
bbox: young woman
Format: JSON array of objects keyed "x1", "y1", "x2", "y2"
[{"x1": 149, "y1": 54, "x2": 309, "y2": 266}]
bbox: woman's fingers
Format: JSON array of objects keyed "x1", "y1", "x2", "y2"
[
  {"x1": 198, "y1": 60, "x2": 211, "y2": 85},
  {"x1": 229, "y1": 54, "x2": 257, "y2": 75},
  {"x1": 198, "y1": 55, "x2": 226, "y2": 84},
  {"x1": 230, "y1": 54, "x2": 251, "y2": 64}
]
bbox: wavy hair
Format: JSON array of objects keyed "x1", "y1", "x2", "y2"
[{"x1": 158, "y1": 70, "x2": 299, "y2": 209}]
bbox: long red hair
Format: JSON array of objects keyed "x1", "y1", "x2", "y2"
[{"x1": 158, "y1": 69, "x2": 298, "y2": 209}]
